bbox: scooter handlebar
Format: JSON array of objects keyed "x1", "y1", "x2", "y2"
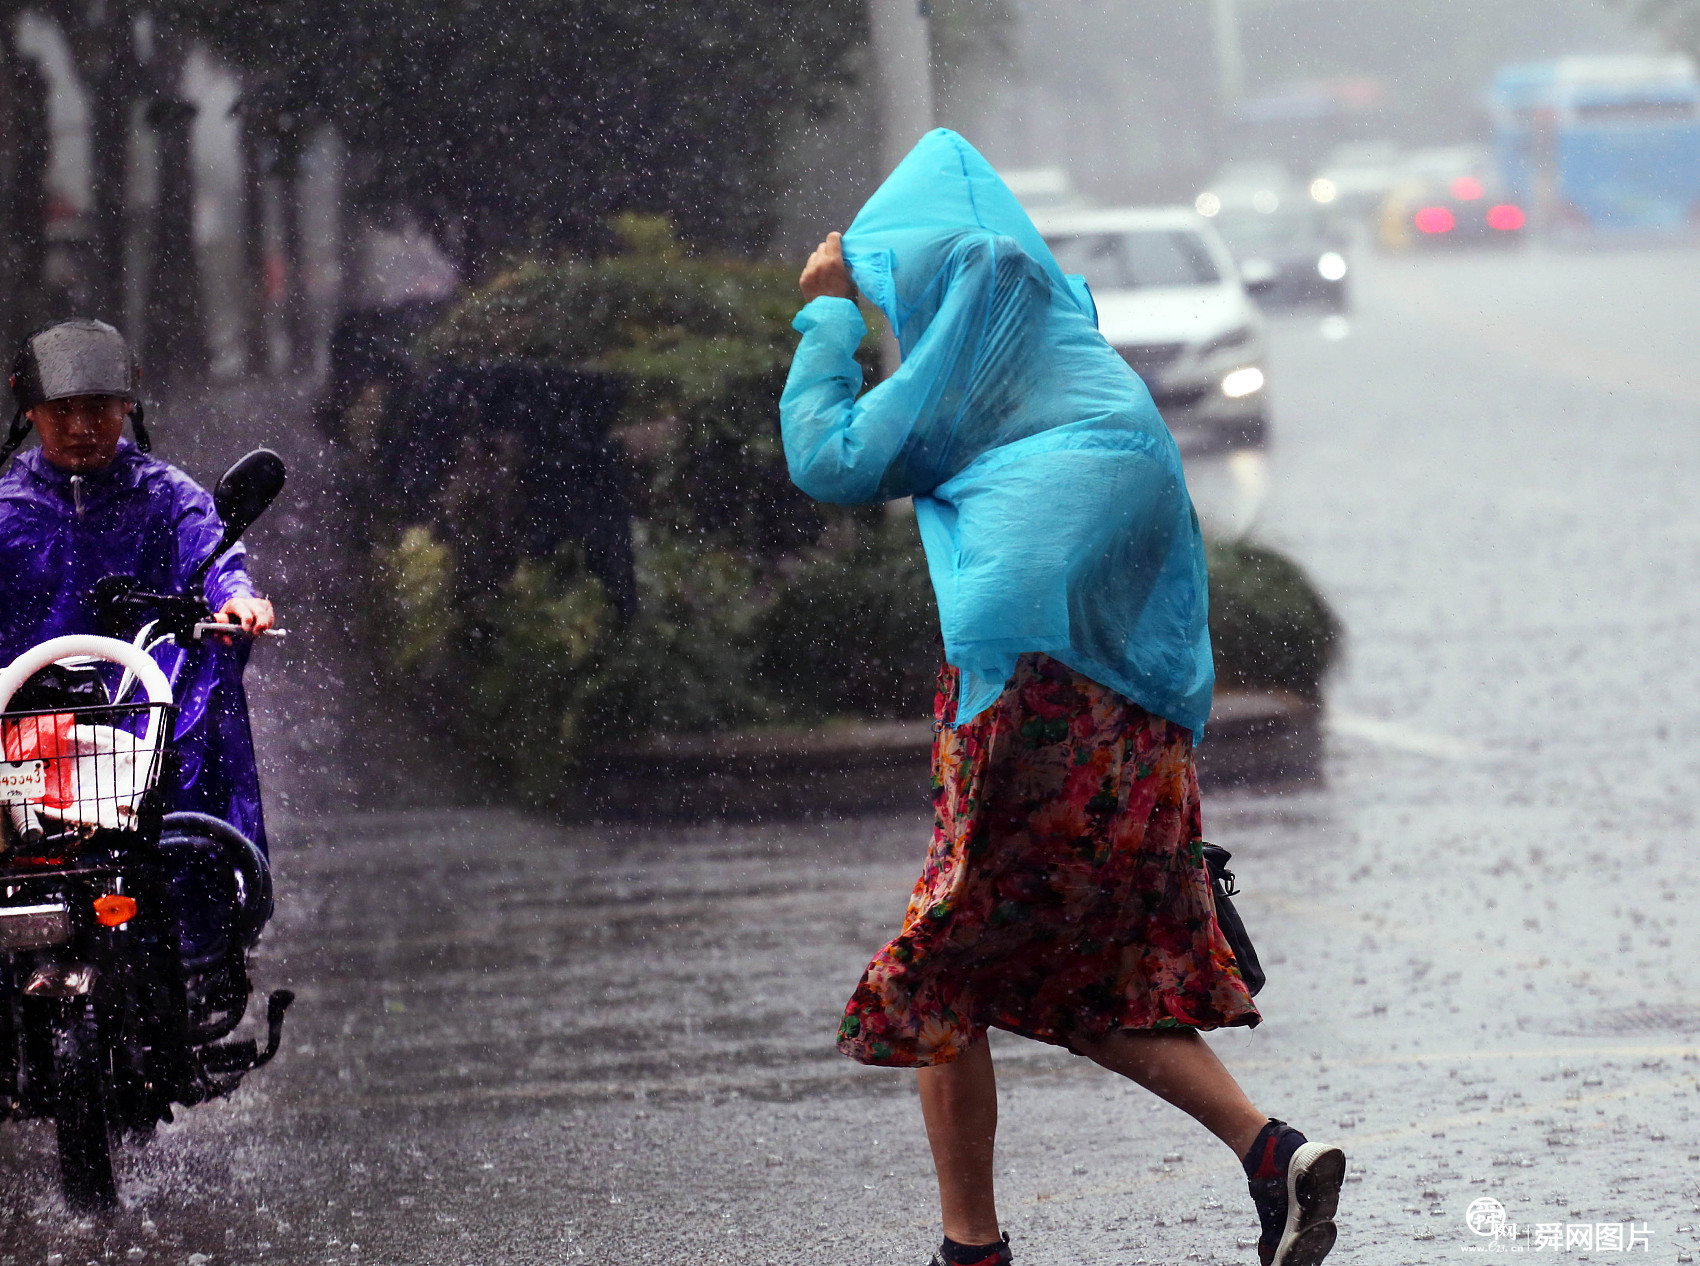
[{"x1": 191, "y1": 622, "x2": 287, "y2": 643}]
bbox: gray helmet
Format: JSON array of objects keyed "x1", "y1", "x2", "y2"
[
  {"x1": 3, "y1": 318, "x2": 148, "y2": 464},
  {"x1": 10, "y1": 319, "x2": 139, "y2": 409}
]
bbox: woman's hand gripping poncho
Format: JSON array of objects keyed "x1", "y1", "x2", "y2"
[{"x1": 780, "y1": 129, "x2": 1215, "y2": 734}]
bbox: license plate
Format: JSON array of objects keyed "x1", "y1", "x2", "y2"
[
  {"x1": 0, "y1": 759, "x2": 46, "y2": 802},
  {"x1": 0, "y1": 902, "x2": 70, "y2": 950}
]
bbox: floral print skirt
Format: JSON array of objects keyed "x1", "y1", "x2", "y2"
[{"x1": 837, "y1": 653, "x2": 1260, "y2": 1068}]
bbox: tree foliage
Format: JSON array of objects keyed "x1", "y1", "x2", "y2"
[{"x1": 159, "y1": 0, "x2": 867, "y2": 268}]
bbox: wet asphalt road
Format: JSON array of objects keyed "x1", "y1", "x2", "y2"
[{"x1": 6, "y1": 241, "x2": 1700, "y2": 1265}]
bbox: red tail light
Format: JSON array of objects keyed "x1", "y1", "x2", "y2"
[
  {"x1": 1413, "y1": 206, "x2": 1456, "y2": 234},
  {"x1": 1486, "y1": 204, "x2": 1525, "y2": 231},
  {"x1": 1450, "y1": 176, "x2": 1485, "y2": 200}
]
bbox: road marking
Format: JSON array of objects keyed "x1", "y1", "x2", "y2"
[{"x1": 1327, "y1": 710, "x2": 1485, "y2": 760}]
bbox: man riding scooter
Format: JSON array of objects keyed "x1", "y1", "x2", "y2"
[{"x1": 0, "y1": 318, "x2": 276, "y2": 976}]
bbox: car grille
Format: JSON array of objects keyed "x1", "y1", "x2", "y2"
[{"x1": 1116, "y1": 343, "x2": 1187, "y2": 380}]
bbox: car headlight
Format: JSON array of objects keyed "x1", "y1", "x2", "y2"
[
  {"x1": 1199, "y1": 324, "x2": 1256, "y2": 358},
  {"x1": 1221, "y1": 366, "x2": 1265, "y2": 399},
  {"x1": 1317, "y1": 251, "x2": 1347, "y2": 281}
]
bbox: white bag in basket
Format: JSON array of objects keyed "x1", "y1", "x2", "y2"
[{"x1": 39, "y1": 723, "x2": 156, "y2": 829}]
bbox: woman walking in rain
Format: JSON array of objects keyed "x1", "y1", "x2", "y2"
[{"x1": 779, "y1": 130, "x2": 1344, "y2": 1266}]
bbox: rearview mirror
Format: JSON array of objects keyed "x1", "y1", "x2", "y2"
[
  {"x1": 187, "y1": 449, "x2": 287, "y2": 593},
  {"x1": 214, "y1": 449, "x2": 287, "y2": 541}
]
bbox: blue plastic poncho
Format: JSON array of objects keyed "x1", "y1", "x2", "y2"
[
  {"x1": 0, "y1": 441, "x2": 268, "y2": 852},
  {"x1": 780, "y1": 129, "x2": 1213, "y2": 734}
]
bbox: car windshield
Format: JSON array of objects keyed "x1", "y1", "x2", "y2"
[
  {"x1": 1045, "y1": 229, "x2": 1221, "y2": 289},
  {"x1": 1212, "y1": 209, "x2": 1327, "y2": 251}
]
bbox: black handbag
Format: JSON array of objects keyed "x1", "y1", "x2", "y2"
[{"x1": 1202, "y1": 843, "x2": 1266, "y2": 996}]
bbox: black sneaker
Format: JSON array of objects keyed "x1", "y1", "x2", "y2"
[
  {"x1": 928, "y1": 1232, "x2": 1012, "y2": 1266},
  {"x1": 1244, "y1": 1120, "x2": 1345, "y2": 1266}
]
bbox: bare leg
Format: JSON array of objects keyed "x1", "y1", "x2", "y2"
[
  {"x1": 916, "y1": 1035, "x2": 1003, "y2": 1246},
  {"x1": 1071, "y1": 1027, "x2": 1269, "y2": 1158}
]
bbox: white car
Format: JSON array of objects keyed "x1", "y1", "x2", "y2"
[{"x1": 1034, "y1": 206, "x2": 1269, "y2": 456}]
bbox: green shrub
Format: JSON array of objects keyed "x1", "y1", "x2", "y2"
[
  {"x1": 1206, "y1": 537, "x2": 1340, "y2": 699},
  {"x1": 755, "y1": 513, "x2": 940, "y2": 719},
  {"x1": 373, "y1": 530, "x2": 614, "y2": 796},
  {"x1": 461, "y1": 547, "x2": 614, "y2": 800},
  {"x1": 592, "y1": 528, "x2": 774, "y2": 736}
]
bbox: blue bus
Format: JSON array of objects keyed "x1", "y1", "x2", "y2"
[{"x1": 1490, "y1": 55, "x2": 1700, "y2": 235}]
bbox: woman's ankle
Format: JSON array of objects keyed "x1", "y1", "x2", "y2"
[
  {"x1": 940, "y1": 1222, "x2": 1005, "y2": 1251},
  {"x1": 938, "y1": 1231, "x2": 1011, "y2": 1264}
]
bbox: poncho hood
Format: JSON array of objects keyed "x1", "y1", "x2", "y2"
[{"x1": 843, "y1": 129, "x2": 1094, "y2": 351}]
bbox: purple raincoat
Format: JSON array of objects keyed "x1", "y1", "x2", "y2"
[{"x1": 0, "y1": 440, "x2": 267, "y2": 853}]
